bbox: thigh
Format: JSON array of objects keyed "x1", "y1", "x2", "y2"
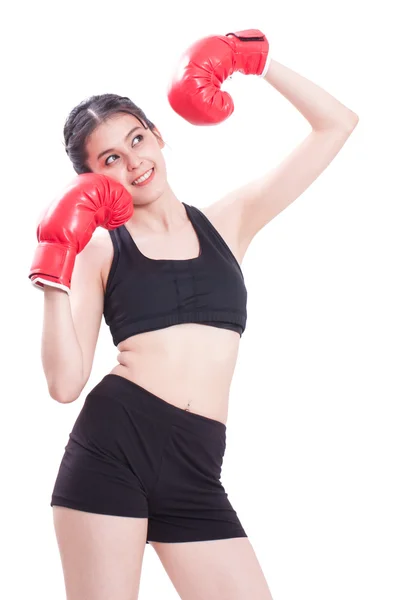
[
  {"x1": 150, "y1": 536, "x2": 274, "y2": 600},
  {"x1": 53, "y1": 506, "x2": 148, "y2": 600}
]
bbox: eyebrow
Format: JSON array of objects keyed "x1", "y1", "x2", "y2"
[{"x1": 96, "y1": 126, "x2": 143, "y2": 160}]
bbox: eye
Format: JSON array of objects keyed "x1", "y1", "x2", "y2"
[
  {"x1": 132, "y1": 134, "x2": 143, "y2": 146},
  {"x1": 104, "y1": 135, "x2": 144, "y2": 166},
  {"x1": 105, "y1": 154, "x2": 118, "y2": 166}
]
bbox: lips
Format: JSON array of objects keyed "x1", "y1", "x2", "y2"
[{"x1": 132, "y1": 168, "x2": 154, "y2": 186}]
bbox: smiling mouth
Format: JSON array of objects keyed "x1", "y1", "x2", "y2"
[{"x1": 132, "y1": 168, "x2": 154, "y2": 186}]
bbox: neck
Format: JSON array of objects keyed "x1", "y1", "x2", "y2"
[{"x1": 127, "y1": 187, "x2": 189, "y2": 235}]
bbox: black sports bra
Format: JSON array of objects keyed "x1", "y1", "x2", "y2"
[{"x1": 103, "y1": 202, "x2": 247, "y2": 346}]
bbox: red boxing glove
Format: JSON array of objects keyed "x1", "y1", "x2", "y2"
[
  {"x1": 29, "y1": 174, "x2": 134, "y2": 294},
  {"x1": 167, "y1": 29, "x2": 271, "y2": 126}
]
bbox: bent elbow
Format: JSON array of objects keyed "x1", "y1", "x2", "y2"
[{"x1": 49, "y1": 384, "x2": 83, "y2": 404}]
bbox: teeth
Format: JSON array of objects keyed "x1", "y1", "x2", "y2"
[{"x1": 133, "y1": 169, "x2": 153, "y2": 185}]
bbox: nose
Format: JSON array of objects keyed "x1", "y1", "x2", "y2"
[{"x1": 126, "y1": 150, "x2": 143, "y2": 171}]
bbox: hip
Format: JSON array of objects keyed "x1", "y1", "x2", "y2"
[{"x1": 54, "y1": 373, "x2": 228, "y2": 509}]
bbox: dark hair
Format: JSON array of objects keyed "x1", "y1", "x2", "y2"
[{"x1": 63, "y1": 93, "x2": 161, "y2": 174}]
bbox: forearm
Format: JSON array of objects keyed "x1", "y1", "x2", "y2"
[
  {"x1": 41, "y1": 287, "x2": 84, "y2": 403},
  {"x1": 264, "y1": 58, "x2": 358, "y2": 130}
]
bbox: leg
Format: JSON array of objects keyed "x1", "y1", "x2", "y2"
[
  {"x1": 150, "y1": 537, "x2": 274, "y2": 600},
  {"x1": 50, "y1": 382, "x2": 155, "y2": 598},
  {"x1": 53, "y1": 506, "x2": 148, "y2": 600},
  {"x1": 146, "y1": 417, "x2": 273, "y2": 598}
]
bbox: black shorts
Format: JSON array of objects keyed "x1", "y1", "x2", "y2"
[{"x1": 50, "y1": 374, "x2": 247, "y2": 544}]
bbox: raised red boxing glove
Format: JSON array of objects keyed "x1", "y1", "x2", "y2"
[
  {"x1": 167, "y1": 29, "x2": 270, "y2": 126},
  {"x1": 29, "y1": 173, "x2": 134, "y2": 294}
]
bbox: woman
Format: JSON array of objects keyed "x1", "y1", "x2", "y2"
[{"x1": 30, "y1": 29, "x2": 358, "y2": 600}]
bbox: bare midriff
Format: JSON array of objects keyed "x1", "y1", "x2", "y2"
[
  {"x1": 100, "y1": 204, "x2": 244, "y2": 426},
  {"x1": 109, "y1": 323, "x2": 241, "y2": 425}
]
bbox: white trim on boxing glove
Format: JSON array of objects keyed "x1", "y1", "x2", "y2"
[
  {"x1": 260, "y1": 52, "x2": 272, "y2": 78},
  {"x1": 30, "y1": 277, "x2": 70, "y2": 295}
]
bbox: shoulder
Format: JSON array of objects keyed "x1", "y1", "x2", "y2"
[
  {"x1": 86, "y1": 227, "x2": 114, "y2": 293},
  {"x1": 200, "y1": 201, "x2": 244, "y2": 265}
]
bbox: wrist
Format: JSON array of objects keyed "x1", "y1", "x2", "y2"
[
  {"x1": 41, "y1": 281, "x2": 71, "y2": 295},
  {"x1": 260, "y1": 53, "x2": 272, "y2": 78}
]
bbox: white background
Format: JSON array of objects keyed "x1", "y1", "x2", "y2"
[{"x1": 1, "y1": 0, "x2": 399, "y2": 598}]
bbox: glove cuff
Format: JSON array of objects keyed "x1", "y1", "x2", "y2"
[
  {"x1": 225, "y1": 29, "x2": 270, "y2": 76},
  {"x1": 29, "y1": 242, "x2": 77, "y2": 292}
]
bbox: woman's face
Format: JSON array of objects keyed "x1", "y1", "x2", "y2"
[{"x1": 85, "y1": 112, "x2": 167, "y2": 201}]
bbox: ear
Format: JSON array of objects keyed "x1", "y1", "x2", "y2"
[{"x1": 153, "y1": 126, "x2": 166, "y2": 149}]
